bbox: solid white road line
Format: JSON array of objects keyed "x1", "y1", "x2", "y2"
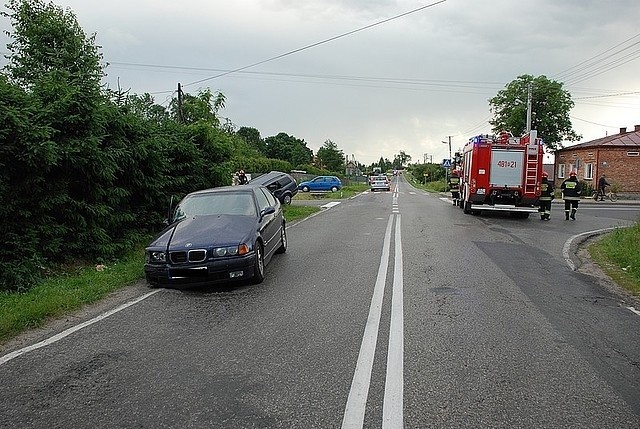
[
  {"x1": 342, "y1": 215, "x2": 394, "y2": 429},
  {"x1": 383, "y1": 215, "x2": 404, "y2": 428},
  {"x1": 0, "y1": 289, "x2": 162, "y2": 366}
]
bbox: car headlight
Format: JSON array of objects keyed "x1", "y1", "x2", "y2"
[
  {"x1": 146, "y1": 250, "x2": 167, "y2": 263},
  {"x1": 214, "y1": 244, "x2": 250, "y2": 257}
]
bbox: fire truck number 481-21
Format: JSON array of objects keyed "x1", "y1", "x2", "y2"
[{"x1": 496, "y1": 160, "x2": 517, "y2": 168}]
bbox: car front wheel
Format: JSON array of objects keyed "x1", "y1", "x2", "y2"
[
  {"x1": 282, "y1": 193, "x2": 292, "y2": 205},
  {"x1": 301, "y1": 186, "x2": 310, "y2": 192},
  {"x1": 252, "y1": 242, "x2": 265, "y2": 284},
  {"x1": 331, "y1": 186, "x2": 338, "y2": 192}
]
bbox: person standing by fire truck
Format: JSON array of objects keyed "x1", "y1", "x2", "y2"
[
  {"x1": 538, "y1": 171, "x2": 554, "y2": 220},
  {"x1": 560, "y1": 170, "x2": 582, "y2": 220},
  {"x1": 448, "y1": 169, "x2": 461, "y2": 206}
]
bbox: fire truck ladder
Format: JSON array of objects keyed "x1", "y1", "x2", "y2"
[{"x1": 524, "y1": 144, "x2": 539, "y2": 194}]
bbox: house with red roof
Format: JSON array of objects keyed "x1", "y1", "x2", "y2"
[{"x1": 554, "y1": 125, "x2": 640, "y2": 196}]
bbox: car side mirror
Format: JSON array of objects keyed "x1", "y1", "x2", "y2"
[{"x1": 260, "y1": 206, "x2": 276, "y2": 220}]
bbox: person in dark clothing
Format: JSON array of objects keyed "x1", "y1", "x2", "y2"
[
  {"x1": 448, "y1": 169, "x2": 461, "y2": 206},
  {"x1": 596, "y1": 174, "x2": 610, "y2": 201},
  {"x1": 237, "y1": 170, "x2": 248, "y2": 185},
  {"x1": 560, "y1": 171, "x2": 582, "y2": 220},
  {"x1": 538, "y1": 172, "x2": 554, "y2": 220}
]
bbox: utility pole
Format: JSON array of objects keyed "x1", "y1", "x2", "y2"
[
  {"x1": 177, "y1": 82, "x2": 184, "y2": 124},
  {"x1": 526, "y1": 82, "x2": 532, "y2": 133}
]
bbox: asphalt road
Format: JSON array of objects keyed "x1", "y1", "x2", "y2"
[{"x1": 1, "y1": 176, "x2": 639, "y2": 428}]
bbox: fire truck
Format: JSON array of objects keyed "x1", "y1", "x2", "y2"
[{"x1": 458, "y1": 130, "x2": 544, "y2": 218}]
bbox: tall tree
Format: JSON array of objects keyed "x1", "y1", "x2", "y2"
[
  {"x1": 1, "y1": 0, "x2": 111, "y2": 289},
  {"x1": 2, "y1": 0, "x2": 104, "y2": 90},
  {"x1": 237, "y1": 126, "x2": 266, "y2": 155},
  {"x1": 169, "y1": 87, "x2": 225, "y2": 126},
  {"x1": 393, "y1": 150, "x2": 411, "y2": 168},
  {"x1": 264, "y1": 132, "x2": 313, "y2": 167},
  {"x1": 489, "y1": 74, "x2": 580, "y2": 151},
  {"x1": 377, "y1": 157, "x2": 392, "y2": 173},
  {"x1": 315, "y1": 139, "x2": 345, "y2": 172},
  {"x1": 124, "y1": 92, "x2": 170, "y2": 124}
]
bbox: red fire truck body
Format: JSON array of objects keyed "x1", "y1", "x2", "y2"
[{"x1": 459, "y1": 130, "x2": 544, "y2": 217}]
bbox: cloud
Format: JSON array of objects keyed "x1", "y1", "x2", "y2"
[{"x1": 2, "y1": 0, "x2": 639, "y2": 165}]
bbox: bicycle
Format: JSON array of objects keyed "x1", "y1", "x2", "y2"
[{"x1": 591, "y1": 189, "x2": 618, "y2": 202}]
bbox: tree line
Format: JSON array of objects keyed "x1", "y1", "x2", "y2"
[{"x1": 0, "y1": 0, "x2": 356, "y2": 291}]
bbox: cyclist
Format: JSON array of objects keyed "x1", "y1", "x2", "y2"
[{"x1": 596, "y1": 174, "x2": 610, "y2": 201}]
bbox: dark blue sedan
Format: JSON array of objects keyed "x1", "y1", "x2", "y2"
[{"x1": 144, "y1": 184, "x2": 286, "y2": 288}]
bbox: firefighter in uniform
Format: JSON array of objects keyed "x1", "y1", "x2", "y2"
[
  {"x1": 538, "y1": 171, "x2": 554, "y2": 220},
  {"x1": 448, "y1": 169, "x2": 461, "y2": 206},
  {"x1": 560, "y1": 170, "x2": 582, "y2": 220}
]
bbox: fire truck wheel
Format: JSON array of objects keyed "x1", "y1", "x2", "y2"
[{"x1": 463, "y1": 201, "x2": 472, "y2": 214}]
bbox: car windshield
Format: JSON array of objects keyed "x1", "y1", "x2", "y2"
[{"x1": 173, "y1": 192, "x2": 256, "y2": 221}]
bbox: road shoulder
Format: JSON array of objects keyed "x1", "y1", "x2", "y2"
[{"x1": 575, "y1": 235, "x2": 640, "y2": 310}]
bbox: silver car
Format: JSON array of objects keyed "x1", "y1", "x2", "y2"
[{"x1": 370, "y1": 176, "x2": 390, "y2": 192}]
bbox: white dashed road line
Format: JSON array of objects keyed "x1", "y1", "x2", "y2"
[
  {"x1": 321, "y1": 201, "x2": 341, "y2": 209},
  {"x1": 0, "y1": 289, "x2": 162, "y2": 366}
]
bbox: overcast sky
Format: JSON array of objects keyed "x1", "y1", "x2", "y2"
[{"x1": 2, "y1": 0, "x2": 639, "y2": 165}]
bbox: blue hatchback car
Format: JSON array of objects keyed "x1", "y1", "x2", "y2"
[{"x1": 298, "y1": 176, "x2": 342, "y2": 192}]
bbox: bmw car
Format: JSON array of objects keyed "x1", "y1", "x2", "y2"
[{"x1": 144, "y1": 184, "x2": 287, "y2": 288}]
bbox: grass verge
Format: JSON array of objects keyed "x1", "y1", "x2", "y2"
[
  {"x1": 0, "y1": 247, "x2": 145, "y2": 344},
  {"x1": 283, "y1": 204, "x2": 321, "y2": 221},
  {"x1": 293, "y1": 183, "x2": 369, "y2": 200},
  {"x1": 404, "y1": 174, "x2": 446, "y2": 193},
  {"x1": 588, "y1": 223, "x2": 640, "y2": 298}
]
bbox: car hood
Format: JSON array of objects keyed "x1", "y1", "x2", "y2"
[{"x1": 149, "y1": 215, "x2": 256, "y2": 249}]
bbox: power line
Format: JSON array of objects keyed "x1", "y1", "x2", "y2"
[
  {"x1": 562, "y1": 46, "x2": 640, "y2": 86},
  {"x1": 552, "y1": 31, "x2": 640, "y2": 81},
  {"x1": 570, "y1": 115, "x2": 618, "y2": 128},
  {"x1": 554, "y1": 31, "x2": 640, "y2": 87},
  {"x1": 573, "y1": 90, "x2": 640, "y2": 100},
  {"x1": 107, "y1": 60, "x2": 501, "y2": 88},
  {"x1": 461, "y1": 115, "x2": 492, "y2": 136},
  {"x1": 181, "y1": 0, "x2": 447, "y2": 88}
]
